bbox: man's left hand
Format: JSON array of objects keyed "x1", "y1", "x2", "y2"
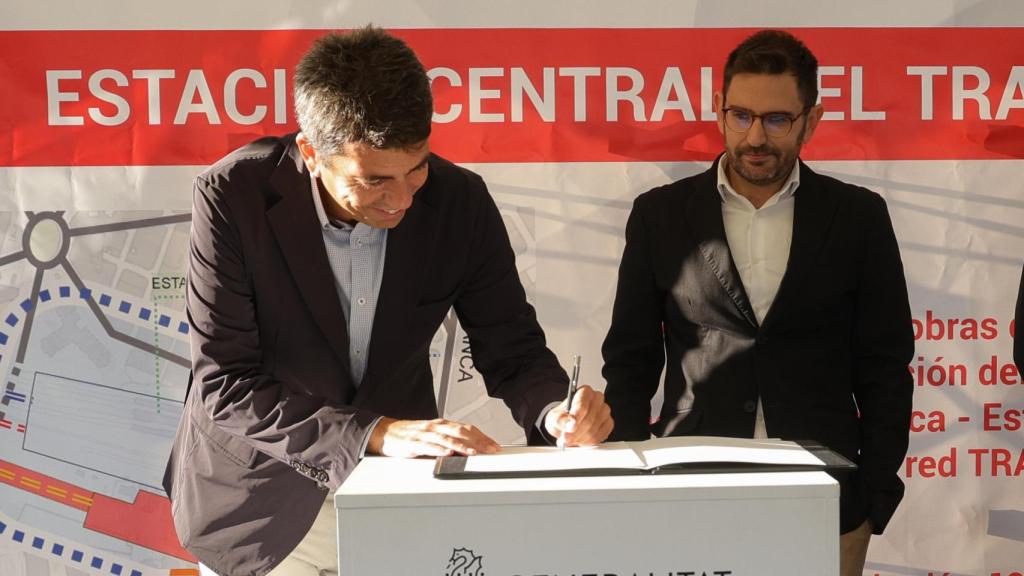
[{"x1": 543, "y1": 385, "x2": 613, "y2": 447}]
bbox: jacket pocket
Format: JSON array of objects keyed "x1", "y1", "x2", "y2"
[{"x1": 190, "y1": 411, "x2": 258, "y2": 469}]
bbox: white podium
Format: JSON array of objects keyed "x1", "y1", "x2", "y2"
[{"x1": 335, "y1": 457, "x2": 838, "y2": 576}]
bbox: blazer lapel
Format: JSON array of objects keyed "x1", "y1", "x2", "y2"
[
  {"x1": 265, "y1": 142, "x2": 352, "y2": 372},
  {"x1": 686, "y1": 162, "x2": 759, "y2": 329},
  {"x1": 761, "y1": 162, "x2": 839, "y2": 330}
]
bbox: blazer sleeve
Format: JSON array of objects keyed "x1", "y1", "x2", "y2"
[
  {"x1": 452, "y1": 175, "x2": 566, "y2": 445},
  {"x1": 852, "y1": 193, "x2": 915, "y2": 534},
  {"x1": 187, "y1": 174, "x2": 379, "y2": 490},
  {"x1": 601, "y1": 195, "x2": 667, "y2": 441}
]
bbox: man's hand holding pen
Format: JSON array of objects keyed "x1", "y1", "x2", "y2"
[
  {"x1": 544, "y1": 385, "x2": 613, "y2": 447},
  {"x1": 543, "y1": 356, "x2": 614, "y2": 447}
]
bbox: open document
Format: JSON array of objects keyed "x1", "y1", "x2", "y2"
[{"x1": 433, "y1": 436, "x2": 855, "y2": 479}]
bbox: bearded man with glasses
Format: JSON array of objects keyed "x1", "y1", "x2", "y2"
[{"x1": 602, "y1": 30, "x2": 914, "y2": 576}]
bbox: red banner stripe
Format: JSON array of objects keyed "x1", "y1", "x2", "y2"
[{"x1": 2, "y1": 28, "x2": 1023, "y2": 166}]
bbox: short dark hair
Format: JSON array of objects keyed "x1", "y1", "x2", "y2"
[
  {"x1": 294, "y1": 26, "x2": 433, "y2": 157},
  {"x1": 723, "y1": 30, "x2": 818, "y2": 109}
]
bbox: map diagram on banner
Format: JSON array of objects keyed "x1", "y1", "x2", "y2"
[
  {"x1": 0, "y1": 205, "x2": 535, "y2": 575},
  {"x1": 0, "y1": 210, "x2": 195, "y2": 576}
]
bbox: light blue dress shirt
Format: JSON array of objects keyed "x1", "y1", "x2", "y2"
[{"x1": 310, "y1": 175, "x2": 387, "y2": 386}]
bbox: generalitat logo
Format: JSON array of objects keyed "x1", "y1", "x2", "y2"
[{"x1": 445, "y1": 547, "x2": 484, "y2": 576}]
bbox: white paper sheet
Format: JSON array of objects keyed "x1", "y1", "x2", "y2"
[
  {"x1": 461, "y1": 437, "x2": 825, "y2": 473},
  {"x1": 462, "y1": 443, "x2": 644, "y2": 473},
  {"x1": 637, "y1": 437, "x2": 825, "y2": 469}
]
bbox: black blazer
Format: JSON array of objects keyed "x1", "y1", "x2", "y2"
[
  {"x1": 163, "y1": 134, "x2": 566, "y2": 575},
  {"x1": 602, "y1": 158, "x2": 914, "y2": 534}
]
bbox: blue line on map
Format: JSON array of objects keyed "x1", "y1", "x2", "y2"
[
  {"x1": 2, "y1": 522, "x2": 146, "y2": 576},
  {"x1": 2, "y1": 285, "x2": 191, "y2": 354},
  {"x1": 4, "y1": 392, "x2": 25, "y2": 403}
]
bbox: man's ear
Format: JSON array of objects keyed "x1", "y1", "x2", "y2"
[
  {"x1": 801, "y1": 103, "x2": 826, "y2": 144},
  {"x1": 713, "y1": 91, "x2": 726, "y2": 136},
  {"x1": 295, "y1": 132, "x2": 322, "y2": 177}
]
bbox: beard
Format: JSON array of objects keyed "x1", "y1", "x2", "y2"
[
  {"x1": 727, "y1": 145, "x2": 794, "y2": 187},
  {"x1": 725, "y1": 122, "x2": 806, "y2": 188}
]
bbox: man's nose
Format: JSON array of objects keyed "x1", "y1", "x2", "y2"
[
  {"x1": 745, "y1": 117, "x2": 768, "y2": 146},
  {"x1": 388, "y1": 180, "x2": 416, "y2": 210}
]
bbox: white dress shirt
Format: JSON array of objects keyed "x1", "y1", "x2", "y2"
[{"x1": 716, "y1": 158, "x2": 801, "y2": 439}]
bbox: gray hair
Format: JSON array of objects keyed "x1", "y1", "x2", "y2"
[{"x1": 294, "y1": 26, "x2": 433, "y2": 157}]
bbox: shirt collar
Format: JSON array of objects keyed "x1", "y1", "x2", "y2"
[
  {"x1": 716, "y1": 155, "x2": 801, "y2": 206},
  {"x1": 310, "y1": 173, "x2": 354, "y2": 230}
]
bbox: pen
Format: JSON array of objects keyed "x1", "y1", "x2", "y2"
[{"x1": 561, "y1": 354, "x2": 580, "y2": 451}]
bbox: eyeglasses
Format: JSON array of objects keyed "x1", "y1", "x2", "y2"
[{"x1": 721, "y1": 106, "x2": 812, "y2": 138}]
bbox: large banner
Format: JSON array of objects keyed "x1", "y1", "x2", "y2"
[{"x1": 1, "y1": 1, "x2": 1022, "y2": 574}]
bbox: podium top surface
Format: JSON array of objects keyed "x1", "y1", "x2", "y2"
[{"x1": 334, "y1": 457, "x2": 837, "y2": 510}]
